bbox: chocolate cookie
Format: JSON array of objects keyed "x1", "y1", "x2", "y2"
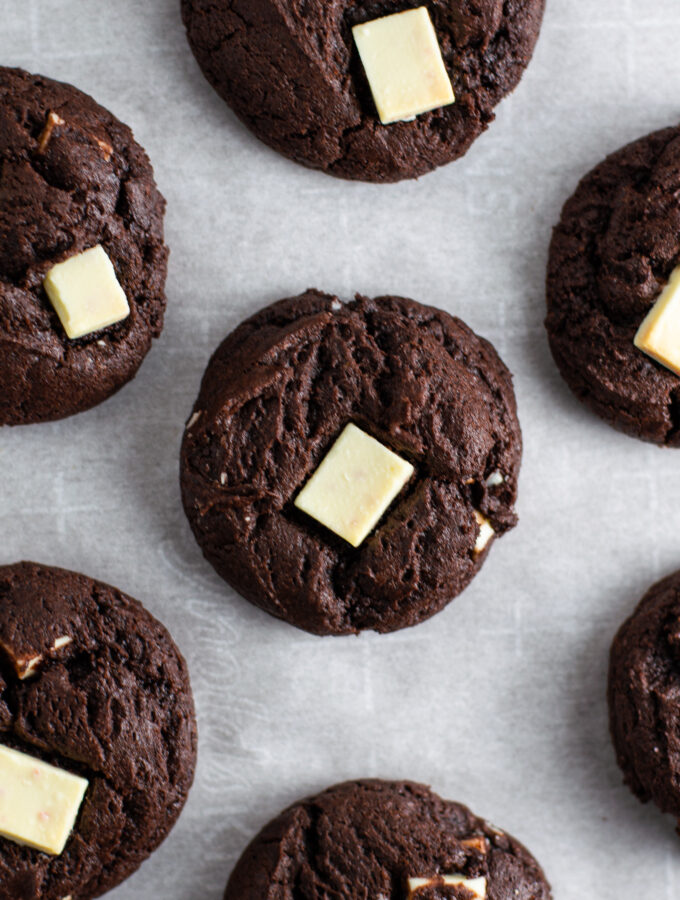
[
  {"x1": 0, "y1": 67, "x2": 169, "y2": 426},
  {"x1": 608, "y1": 569, "x2": 680, "y2": 831},
  {"x1": 546, "y1": 125, "x2": 680, "y2": 446},
  {"x1": 224, "y1": 780, "x2": 552, "y2": 900},
  {"x1": 180, "y1": 290, "x2": 522, "y2": 636},
  {"x1": 180, "y1": 0, "x2": 545, "y2": 183},
  {"x1": 0, "y1": 561, "x2": 197, "y2": 900}
]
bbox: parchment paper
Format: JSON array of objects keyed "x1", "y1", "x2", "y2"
[{"x1": 3, "y1": 2, "x2": 680, "y2": 897}]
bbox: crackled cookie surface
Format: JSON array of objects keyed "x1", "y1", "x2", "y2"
[
  {"x1": 0, "y1": 562, "x2": 197, "y2": 900},
  {"x1": 546, "y1": 125, "x2": 680, "y2": 446},
  {"x1": 180, "y1": 290, "x2": 522, "y2": 635},
  {"x1": 181, "y1": 0, "x2": 545, "y2": 182},
  {"x1": 224, "y1": 780, "x2": 552, "y2": 900},
  {"x1": 608, "y1": 570, "x2": 680, "y2": 829},
  {"x1": 0, "y1": 67, "x2": 168, "y2": 426}
]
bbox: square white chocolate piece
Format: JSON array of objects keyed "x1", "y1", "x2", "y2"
[
  {"x1": 294, "y1": 423, "x2": 414, "y2": 547},
  {"x1": 407, "y1": 875, "x2": 487, "y2": 899},
  {"x1": 352, "y1": 7, "x2": 454, "y2": 125},
  {"x1": 634, "y1": 265, "x2": 680, "y2": 375},
  {"x1": 474, "y1": 511, "x2": 494, "y2": 554},
  {"x1": 0, "y1": 744, "x2": 88, "y2": 856},
  {"x1": 43, "y1": 245, "x2": 129, "y2": 340}
]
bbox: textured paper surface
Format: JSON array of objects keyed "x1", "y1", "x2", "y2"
[{"x1": 3, "y1": 2, "x2": 680, "y2": 898}]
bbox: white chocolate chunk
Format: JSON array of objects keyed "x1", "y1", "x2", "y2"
[
  {"x1": 485, "y1": 471, "x2": 504, "y2": 488},
  {"x1": 186, "y1": 410, "x2": 202, "y2": 429},
  {"x1": 461, "y1": 836, "x2": 487, "y2": 854},
  {"x1": 294, "y1": 423, "x2": 414, "y2": 547},
  {"x1": 0, "y1": 637, "x2": 43, "y2": 679},
  {"x1": 0, "y1": 745, "x2": 88, "y2": 856},
  {"x1": 52, "y1": 636, "x2": 72, "y2": 651},
  {"x1": 94, "y1": 136, "x2": 113, "y2": 161},
  {"x1": 407, "y1": 875, "x2": 487, "y2": 899},
  {"x1": 36, "y1": 111, "x2": 112, "y2": 161},
  {"x1": 634, "y1": 265, "x2": 680, "y2": 375},
  {"x1": 19, "y1": 654, "x2": 43, "y2": 680},
  {"x1": 442, "y1": 875, "x2": 487, "y2": 898},
  {"x1": 43, "y1": 245, "x2": 129, "y2": 340},
  {"x1": 7, "y1": 637, "x2": 70, "y2": 678},
  {"x1": 474, "y1": 511, "x2": 494, "y2": 554},
  {"x1": 352, "y1": 7, "x2": 454, "y2": 125},
  {"x1": 37, "y1": 111, "x2": 65, "y2": 154}
]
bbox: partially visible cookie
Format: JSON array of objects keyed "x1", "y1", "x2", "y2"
[
  {"x1": 180, "y1": 289, "x2": 522, "y2": 636},
  {"x1": 224, "y1": 780, "x2": 552, "y2": 900},
  {"x1": 0, "y1": 561, "x2": 197, "y2": 900},
  {"x1": 181, "y1": 0, "x2": 545, "y2": 183},
  {"x1": 546, "y1": 125, "x2": 680, "y2": 446},
  {"x1": 608, "y1": 570, "x2": 680, "y2": 830},
  {"x1": 0, "y1": 67, "x2": 169, "y2": 426}
]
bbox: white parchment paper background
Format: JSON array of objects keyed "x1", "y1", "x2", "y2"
[{"x1": 3, "y1": 1, "x2": 680, "y2": 897}]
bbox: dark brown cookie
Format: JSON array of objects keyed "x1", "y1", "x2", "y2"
[
  {"x1": 608, "y1": 569, "x2": 680, "y2": 830},
  {"x1": 0, "y1": 67, "x2": 169, "y2": 426},
  {"x1": 180, "y1": 290, "x2": 522, "y2": 636},
  {"x1": 180, "y1": 0, "x2": 545, "y2": 183},
  {"x1": 546, "y1": 125, "x2": 680, "y2": 446},
  {"x1": 0, "y1": 561, "x2": 197, "y2": 900},
  {"x1": 224, "y1": 780, "x2": 552, "y2": 900}
]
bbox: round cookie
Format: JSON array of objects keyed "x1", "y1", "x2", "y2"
[
  {"x1": 546, "y1": 125, "x2": 680, "y2": 446},
  {"x1": 608, "y1": 569, "x2": 680, "y2": 829},
  {"x1": 0, "y1": 561, "x2": 197, "y2": 900},
  {"x1": 0, "y1": 67, "x2": 169, "y2": 426},
  {"x1": 180, "y1": 290, "x2": 522, "y2": 635},
  {"x1": 181, "y1": 0, "x2": 545, "y2": 183},
  {"x1": 224, "y1": 780, "x2": 552, "y2": 899}
]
